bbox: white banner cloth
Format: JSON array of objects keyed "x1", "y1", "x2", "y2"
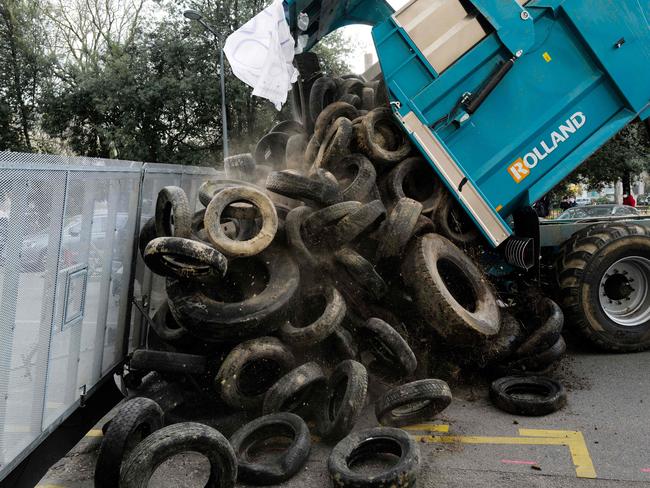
[{"x1": 224, "y1": 0, "x2": 298, "y2": 110}]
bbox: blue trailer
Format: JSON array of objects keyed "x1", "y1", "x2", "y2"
[{"x1": 285, "y1": 0, "x2": 650, "y2": 350}]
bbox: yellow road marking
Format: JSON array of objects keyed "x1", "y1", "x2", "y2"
[
  {"x1": 402, "y1": 423, "x2": 449, "y2": 433},
  {"x1": 408, "y1": 425, "x2": 596, "y2": 479},
  {"x1": 85, "y1": 429, "x2": 103, "y2": 437}
]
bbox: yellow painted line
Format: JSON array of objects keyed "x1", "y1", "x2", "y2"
[
  {"x1": 412, "y1": 427, "x2": 596, "y2": 479},
  {"x1": 86, "y1": 429, "x2": 103, "y2": 437},
  {"x1": 402, "y1": 423, "x2": 450, "y2": 433}
]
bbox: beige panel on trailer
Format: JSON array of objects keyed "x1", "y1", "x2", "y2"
[{"x1": 393, "y1": 0, "x2": 528, "y2": 74}]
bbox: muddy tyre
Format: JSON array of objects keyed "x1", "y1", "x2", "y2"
[
  {"x1": 155, "y1": 186, "x2": 191, "y2": 238},
  {"x1": 329, "y1": 200, "x2": 386, "y2": 249},
  {"x1": 309, "y1": 77, "x2": 339, "y2": 124},
  {"x1": 490, "y1": 376, "x2": 567, "y2": 416},
  {"x1": 328, "y1": 427, "x2": 419, "y2": 488},
  {"x1": 215, "y1": 337, "x2": 296, "y2": 410},
  {"x1": 285, "y1": 133, "x2": 309, "y2": 171},
  {"x1": 430, "y1": 192, "x2": 481, "y2": 246},
  {"x1": 356, "y1": 107, "x2": 411, "y2": 166},
  {"x1": 556, "y1": 223, "x2": 650, "y2": 352},
  {"x1": 138, "y1": 217, "x2": 158, "y2": 258},
  {"x1": 280, "y1": 287, "x2": 346, "y2": 347},
  {"x1": 358, "y1": 318, "x2": 417, "y2": 380},
  {"x1": 334, "y1": 248, "x2": 387, "y2": 300},
  {"x1": 255, "y1": 132, "x2": 290, "y2": 169},
  {"x1": 119, "y1": 422, "x2": 237, "y2": 488},
  {"x1": 143, "y1": 237, "x2": 227, "y2": 280},
  {"x1": 402, "y1": 234, "x2": 500, "y2": 343},
  {"x1": 384, "y1": 157, "x2": 443, "y2": 213},
  {"x1": 230, "y1": 412, "x2": 310, "y2": 485},
  {"x1": 375, "y1": 379, "x2": 452, "y2": 427},
  {"x1": 317, "y1": 360, "x2": 368, "y2": 442},
  {"x1": 266, "y1": 170, "x2": 340, "y2": 206},
  {"x1": 263, "y1": 362, "x2": 327, "y2": 417},
  {"x1": 205, "y1": 186, "x2": 278, "y2": 258},
  {"x1": 130, "y1": 349, "x2": 207, "y2": 375},
  {"x1": 167, "y1": 246, "x2": 299, "y2": 342},
  {"x1": 515, "y1": 298, "x2": 564, "y2": 358},
  {"x1": 328, "y1": 154, "x2": 377, "y2": 203},
  {"x1": 95, "y1": 397, "x2": 164, "y2": 488},
  {"x1": 224, "y1": 153, "x2": 256, "y2": 180},
  {"x1": 375, "y1": 198, "x2": 423, "y2": 260}
]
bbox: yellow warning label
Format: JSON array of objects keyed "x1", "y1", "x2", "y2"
[{"x1": 543, "y1": 52, "x2": 552, "y2": 62}]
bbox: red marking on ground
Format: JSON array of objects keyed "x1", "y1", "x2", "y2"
[
  {"x1": 501, "y1": 459, "x2": 538, "y2": 465},
  {"x1": 641, "y1": 468, "x2": 650, "y2": 473}
]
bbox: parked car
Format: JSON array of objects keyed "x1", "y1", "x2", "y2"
[
  {"x1": 20, "y1": 211, "x2": 129, "y2": 271},
  {"x1": 556, "y1": 204, "x2": 639, "y2": 220},
  {"x1": 575, "y1": 197, "x2": 592, "y2": 206}
]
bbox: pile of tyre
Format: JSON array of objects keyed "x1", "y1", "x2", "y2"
[{"x1": 96, "y1": 72, "x2": 567, "y2": 488}]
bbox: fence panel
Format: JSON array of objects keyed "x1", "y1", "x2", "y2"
[{"x1": 0, "y1": 153, "x2": 217, "y2": 481}]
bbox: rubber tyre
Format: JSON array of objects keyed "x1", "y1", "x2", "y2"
[
  {"x1": 303, "y1": 202, "x2": 362, "y2": 245},
  {"x1": 263, "y1": 362, "x2": 327, "y2": 417},
  {"x1": 317, "y1": 360, "x2": 368, "y2": 442},
  {"x1": 130, "y1": 349, "x2": 207, "y2": 375},
  {"x1": 255, "y1": 132, "x2": 290, "y2": 169},
  {"x1": 375, "y1": 379, "x2": 452, "y2": 427},
  {"x1": 556, "y1": 223, "x2": 650, "y2": 352},
  {"x1": 375, "y1": 198, "x2": 423, "y2": 261},
  {"x1": 312, "y1": 117, "x2": 354, "y2": 171},
  {"x1": 515, "y1": 298, "x2": 564, "y2": 358},
  {"x1": 285, "y1": 133, "x2": 309, "y2": 172},
  {"x1": 119, "y1": 422, "x2": 237, "y2": 488},
  {"x1": 230, "y1": 412, "x2": 310, "y2": 485},
  {"x1": 480, "y1": 312, "x2": 524, "y2": 365},
  {"x1": 361, "y1": 87, "x2": 375, "y2": 111},
  {"x1": 328, "y1": 154, "x2": 377, "y2": 203},
  {"x1": 143, "y1": 237, "x2": 228, "y2": 280},
  {"x1": 205, "y1": 186, "x2": 278, "y2": 258},
  {"x1": 224, "y1": 153, "x2": 256, "y2": 180},
  {"x1": 94, "y1": 397, "x2": 163, "y2": 488},
  {"x1": 328, "y1": 427, "x2": 419, "y2": 488},
  {"x1": 138, "y1": 217, "x2": 158, "y2": 258},
  {"x1": 490, "y1": 376, "x2": 567, "y2": 416},
  {"x1": 329, "y1": 200, "x2": 386, "y2": 249},
  {"x1": 271, "y1": 120, "x2": 306, "y2": 136},
  {"x1": 155, "y1": 186, "x2": 191, "y2": 238},
  {"x1": 266, "y1": 170, "x2": 341, "y2": 206},
  {"x1": 505, "y1": 336, "x2": 567, "y2": 373},
  {"x1": 402, "y1": 234, "x2": 500, "y2": 343},
  {"x1": 325, "y1": 326, "x2": 359, "y2": 361},
  {"x1": 430, "y1": 192, "x2": 481, "y2": 246},
  {"x1": 285, "y1": 206, "x2": 321, "y2": 269},
  {"x1": 215, "y1": 337, "x2": 296, "y2": 410},
  {"x1": 334, "y1": 248, "x2": 387, "y2": 300},
  {"x1": 309, "y1": 77, "x2": 339, "y2": 125},
  {"x1": 340, "y1": 93, "x2": 361, "y2": 109},
  {"x1": 280, "y1": 287, "x2": 346, "y2": 347},
  {"x1": 384, "y1": 157, "x2": 444, "y2": 213},
  {"x1": 356, "y1": 107, "x2": 411, "y2": 166},
  {"x1": 358, "y1": 318, "x2": 417, "y2": 380},
  {"x1": 167, "y1": 246, "x2": 299, "y2": 342},
  {"x1": 151, "y1": 301, "x2": 188, "y2": 343},
  {"x1": 313, "y1": 102, "x2": 359, "y2": 143}
]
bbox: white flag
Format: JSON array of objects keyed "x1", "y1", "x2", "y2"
[{"x1": 224, "y1": 0, "x2": 299, "y2": 110}]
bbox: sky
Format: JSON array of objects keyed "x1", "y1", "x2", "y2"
[{"x1": 341, "y1": 0, "x2": 409, "y2": 73}]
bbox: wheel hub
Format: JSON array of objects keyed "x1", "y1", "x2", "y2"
[{"x1": 598, "y1": 257, "x2": 650, "y2": 327}]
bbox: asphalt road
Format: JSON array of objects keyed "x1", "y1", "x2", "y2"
[{"x1": 36, "y1": 344, "x2": 650, "y2": 488}]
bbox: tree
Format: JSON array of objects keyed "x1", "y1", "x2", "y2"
[
  {"x1": 576, "y1": 119, "x2": 650, "y2": 193},
  {"x1": 0, "y1": 0, "x2": 52, "y2": 151}
]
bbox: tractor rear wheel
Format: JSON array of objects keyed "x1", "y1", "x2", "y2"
[{"x1": 556, "y1": 223, "x2": 650, "y2": 352}]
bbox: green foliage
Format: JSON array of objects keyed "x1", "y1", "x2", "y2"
[
  {"x1": 313, "y1": 30, "x2": 354, "y2": 77},
  {"x1": 0, "y1": 0, "x2": 52, "y2": 151},
  {"x1": 575, "y1": 119, "x2": 650, "y2": 192}
]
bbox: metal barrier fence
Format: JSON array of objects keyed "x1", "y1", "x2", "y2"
[{"x1": 0, "y1": 152, "x2": 218, "y2": 480}]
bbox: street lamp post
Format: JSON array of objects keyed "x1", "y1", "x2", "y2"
[{"x1": 183, "y1": 9, "x2": 229, "y2": 159}]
